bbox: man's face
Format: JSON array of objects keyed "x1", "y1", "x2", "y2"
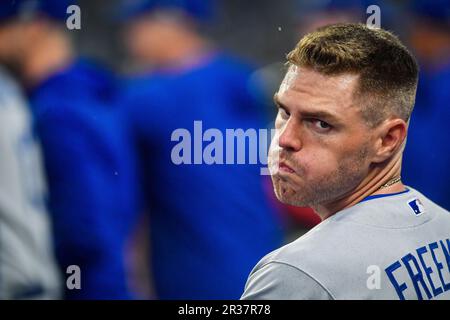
[
  {"x1": 0, "y1": 20, "x2": 22, "y2": 64},
  {"x1": 124, "y1": 12, "x2": 180, "y2": 65},
  {"x1": 269, "y1": 65, "x2": 374, "y2": 207}
]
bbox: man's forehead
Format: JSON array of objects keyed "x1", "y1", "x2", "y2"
[
  {"x1": 278, "y1": 65, "x2": 359, "y2": 100},
  {"x1": 279, "y1": 65, "x2": 299, "y2": 94}
]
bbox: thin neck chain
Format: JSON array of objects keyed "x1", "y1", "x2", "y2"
[{"x1": 379, "y1": 176, "x2": 402, "y2": 190}]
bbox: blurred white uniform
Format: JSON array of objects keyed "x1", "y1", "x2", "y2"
[{"x1": 0, "y1": 67, "x2": 61, "y2": 299}]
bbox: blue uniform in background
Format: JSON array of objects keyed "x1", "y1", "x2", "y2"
[
  {"x1": 30, "y1": 59, "x2": 140, "y2": 299},
  {"x1": 122, "y1": 53, "x2": 283, "y2": 299},
  {"x1": 403, "y1": 63, "x2": 450, "y2": 211}
]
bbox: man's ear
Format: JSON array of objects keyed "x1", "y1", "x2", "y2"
[{"x1": 372, "y1": 118, "x2": 407, "y2": 163}]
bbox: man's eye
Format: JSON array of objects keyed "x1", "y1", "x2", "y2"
[
  {"x1": 279, "y1": 108, "x2": 290, "y2": 118},
  {"x1": 308, "y1": 119, "x2": 332, "y2": 132}
]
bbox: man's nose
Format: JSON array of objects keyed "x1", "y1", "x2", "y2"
[{"x1": 278, "y1": 119, "x2": 302, "y2": 152}]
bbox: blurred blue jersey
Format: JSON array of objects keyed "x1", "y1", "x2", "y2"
[
  {"x1": 121, "y1": 53, "x2": 283, "y2": 299},
  {"x1": 29, "y1": 59, "x2": 140, "y2": 299},
  {"x1": 403, "y1": 63, "x2": 450, "y2": 211}
]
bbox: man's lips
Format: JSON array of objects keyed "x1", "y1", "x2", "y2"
[{"x1": 278, "y1": 161, "x2": 295, "y2": 173}]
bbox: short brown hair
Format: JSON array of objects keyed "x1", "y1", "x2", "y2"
[{"x1": 287, "y1": 23, "x2": 419, "y2": 126}]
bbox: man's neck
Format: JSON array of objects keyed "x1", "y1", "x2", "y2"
[{"x1": 313, "y1": 152, "x2": 405, "y2": 221}]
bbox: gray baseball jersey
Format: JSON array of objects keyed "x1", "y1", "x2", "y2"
[
  {"x1": 241, "y1": 187, "x2": 450, "y2": 300},
  {"x1": 0, "y1": 68, "x2": 61, "y2": 299}
]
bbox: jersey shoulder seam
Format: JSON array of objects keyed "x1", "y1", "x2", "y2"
[{"x1": 258, "y1": 260, "x2": 336, "y2": 300}]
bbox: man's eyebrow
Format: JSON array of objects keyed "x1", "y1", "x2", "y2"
[
  {"x1": 273, "y1": 93, "x2": 279, "y2": 106},
  {"x1": 273, "y1": 93, "x2": 343, "y2": 125},
  {"x1": 273, "y1": 93, "x2": 286, "y2": 109},
  {"x1": 300, "y1": 110, "x2": 342, "y2": 124}
]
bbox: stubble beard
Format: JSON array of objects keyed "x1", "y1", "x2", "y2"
[{"x1": 271, "y1": 145, "x2": 370, "y2": 208}]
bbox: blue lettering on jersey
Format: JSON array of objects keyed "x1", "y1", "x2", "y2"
[
  {"x1": 417, "y1": 246, "x2": 442, "y2": 296},
  {"x1": 385, "y1": 261, "x2": 408, "y2": 300},
  {"x1": 385, "y1": 238, "x2": 450, "y2": 300},
  {"x1": 430, "y1": 242, "x2": 450, "y2": 293},
  {"x1": 402, "y1": 253, "x2": 432, "y2": 300}
]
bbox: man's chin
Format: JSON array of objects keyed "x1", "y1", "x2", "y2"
[{"x1": 274, "y1": 185, "x2": 310, "y2": 207}]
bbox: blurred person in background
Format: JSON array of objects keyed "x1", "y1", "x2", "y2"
[
  {"x1": 402, "y1": 0, "x2": 450, "y2": 210},
  {"x1": 295, "y1": 0, "x2": 366, "y2": 33},
  {"x1": 0, "y1": 66, "x2": 61, "y2": 299},
  {"x1": 118, "y1": 0, "x2": 283, "y2": 299},
  {"x1": 0, "y1": 0, "x2": 140, "y2": 299}
]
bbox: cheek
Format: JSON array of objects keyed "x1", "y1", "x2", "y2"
[
  {"x1": 305, "y1": 153, "x2": 332, "y2": 174},
  {"x1": 268, "y1": 133, "x2": 281, "y2": 174},
  {"x1": 306, "y1": 142, "x2": 367, "y2": 178},
  {"x1": 297, "y1": 143, "x2": 340, "y2": 178},
  {"x1": 269, "y1": 115, "x2": 288, "y2": 169},
  {"x1": 301, "y1": 130, "x2": 364, "y2": 170}
]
